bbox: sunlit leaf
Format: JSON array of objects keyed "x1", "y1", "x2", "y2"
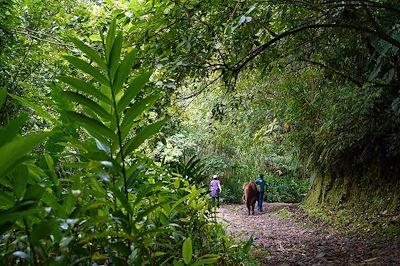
[
  {"x1": 182, "y1": 237, "x2": 192, "y2": 265},
  {"x1": 191, "y1": 255, "x2": 220, "y2": 265},
  {"x1": 173, "y1": 260, "x2": 185, "y2": 266}
]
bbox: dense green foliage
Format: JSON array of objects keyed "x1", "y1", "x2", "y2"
[
  {"x1": 1, "y1": 0, "x2": 400, "y2": 263},
  {"x1": 265, "y1": 175, "x2": 309, "y2": 203},
  {"x1": 151, "y1": 0, "x2": 400, "y2": 185},
  {"x1": 0, "y1": 17, "x2": 256, "y2": 265}
]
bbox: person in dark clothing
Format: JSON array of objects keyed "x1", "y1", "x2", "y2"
[{"x1": 255, "y1": 174, "x2": 267, "y2": 211}]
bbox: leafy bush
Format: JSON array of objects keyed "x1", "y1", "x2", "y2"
[
  {"x1": 0, "y1": 20, "x2": 256, "y2": 265},
  {"x1": 220, "y1": 175, "x2": 247, "y2": 204},
  {"x1": 265, "y1": 175, "x2": 309, "y2": 203}
]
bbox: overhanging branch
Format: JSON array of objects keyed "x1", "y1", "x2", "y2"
[{"x1": 231, "y1": 23, "x2": 400, "y2": 75}]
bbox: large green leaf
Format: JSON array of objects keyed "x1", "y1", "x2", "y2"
[
  {"x1": 61, "y1": 91, "x2": 113, "y2": 122},
  {"x1": 0, "y1": 208, "x2": 38, "y2": 230},
  {"x1": 132, "y1": 183, "x2": 162, "y2": 207},
  {"x1": 23, "y1": 183, "x2": 45, "y2": 201},
  {"x1": 31, "y1": 219, "x2": 62, "y2": 244},
  {"x1": 83, "y1": 151, "x2": 122, "y2": 173},
  {"x1": 111, "y1": 187, "x2": 133, "y2": 215},
  {"x1": 123, "y1": 118, "x2": 166, "y2": 156},
  {"x1": 126, "y1": 163, "x2": 144, "y2": 189},
  {"x1": 0, "y1": 193, "x2": 14, "y2": 209},
  {"x1": 64, "y1": 56, "x2": 109, "y2": 86},
  {"x1": 112, "y1": 49, "x2": 138, "y2": 94},
  {"x1": 69, "y1": 37, "x2": 107, "y2": 70},
  {"x1": 182, "y1": 237, "x2": 193, "y2": 265},
  {"x1": 105, "y1": 19, "x2": 117, "y2": 63},
  {"x1": 0, "y1": 113, "x2": 27, "y2": 147},
  {"x1": 57, "y1": 75, "x2": 111, "y2": 104},
  {"x1": 170, "y1": 188, "x2": 202, "y2": 213},
  {"x1": 191, "y1": 255, "x2": 220, "y2": 265},
  {"x1": 65, "y1": 111, "x2": 116, "y2": 144},
  {"x1": 109, "y1": 32, "x2": 123, "y2": 82},
  {"x1": 0, "y1": 132, "x2": 51, "y2": 177},
  {"x1": 120, "y1": 92, "x2": 161, "y2": 139},
  {"x1": 117, "y1": 71, "x2": 152, "y2": 113},
  {"x1": 41, "y1": 192, "x2": 67, "y2": 218},
  {"x1": 8, "y1": 94, "x2": 55, "y2": 122},
  {"x1": 12, "y1": 165, "x2": 29, "y2": 200}
]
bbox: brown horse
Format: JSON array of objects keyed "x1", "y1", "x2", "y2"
[{"x1": 243, "y1": 181, "x2": 258, "y2": 215}]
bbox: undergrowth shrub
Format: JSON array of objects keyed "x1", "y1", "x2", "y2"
[
  {"x1": 220, "y1": 175, "x2": 247, "y2": 204},
  {"x1": 265, "y1": 175, "x2": 309, "y2": 203}
]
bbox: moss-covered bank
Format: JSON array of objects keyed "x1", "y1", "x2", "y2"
[{"x1": 303, "y1": 173, "x2": 400, "y2": 237}]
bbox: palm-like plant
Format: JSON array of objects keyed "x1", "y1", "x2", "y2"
[
  {"x1": 56, "y1": 19, "x2": 166, "y2": 259},
  {"x1": 168, "y1": 155, "x2": 208, "y2": 187}
]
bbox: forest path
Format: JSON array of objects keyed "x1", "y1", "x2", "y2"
[{"x1": 217, "y1": 203, "x2": 400, "y2": 265}]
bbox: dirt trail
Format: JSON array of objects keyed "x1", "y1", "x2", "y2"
[{"x1": 217, "y1": 203, "x2": 400, "y2": 265}]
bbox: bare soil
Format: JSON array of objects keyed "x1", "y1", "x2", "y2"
[{"x1": 217, "y1": 203, "x2": 400, "y2": 265}]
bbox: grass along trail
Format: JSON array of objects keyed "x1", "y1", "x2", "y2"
[{"x1": 216, "y1": 203, "x2": 400, "y2": 265}]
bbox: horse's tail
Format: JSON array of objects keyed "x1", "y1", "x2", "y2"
[{"x1": 242, "y1": 182, "x2": 248, "y2": 202}]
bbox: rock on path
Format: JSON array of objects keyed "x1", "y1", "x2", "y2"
[{"x1": 217, "y1": 203, "x2": 400, "y2": 265}]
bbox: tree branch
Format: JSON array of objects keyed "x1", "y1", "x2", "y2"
[{"x1": 231, "y1": 23, "x2": 400, "y2": 75}]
